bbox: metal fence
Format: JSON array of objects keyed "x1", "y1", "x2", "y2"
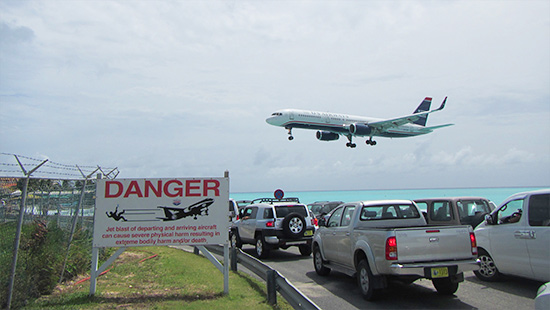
[
  {"x1": 205, "y1": 245, "x2": 320, "y2": 310},
  {"x1": 0, "y1": 153, "x2": 118, "y2": 309},
  {"x1": 1, "y1": 177, "x2": 96, "y2": 228}
]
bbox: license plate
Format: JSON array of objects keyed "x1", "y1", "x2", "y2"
[
  {"x1": 431, "y1": 267, "x2": 449, "y2": 278},
  {"x1": 304, "y1": 230, "x2": 313, "y2": 237}
]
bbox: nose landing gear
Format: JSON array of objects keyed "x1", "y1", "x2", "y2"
[{"x1": 287, "y1": 128, "x2": 294, "y2": 140}]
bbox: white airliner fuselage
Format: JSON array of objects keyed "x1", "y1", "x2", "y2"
[{"x1": 266, "y1": 97, "x2": 452, "y2": 148}]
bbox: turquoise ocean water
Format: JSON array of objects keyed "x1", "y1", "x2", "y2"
[{"x1": 230, "y1": 187, "x2": 548, "y2": 207}]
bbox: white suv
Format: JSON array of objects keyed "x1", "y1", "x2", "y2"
[{"x1": 230, "y1": 198, "x2": 317, "y2": 258}]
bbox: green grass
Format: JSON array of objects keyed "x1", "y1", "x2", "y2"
[{"x1": 26, "y1": 246, "x2": 291, "y2": 310}]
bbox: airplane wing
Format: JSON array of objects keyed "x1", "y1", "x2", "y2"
[
  {"x1": 158, "y1": 207, "x2": 180, "y2": 221},
  {"x1": 417, "y1": 123, "x2": 454, "y2": 133},
  {"x1": 366, "y1": 97, "x2": 449, "y2": 130}
]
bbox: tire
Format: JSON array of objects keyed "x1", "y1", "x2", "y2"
[
  {"x1": 474, "y1": 249, "x2": 501, "y2": 281},
  {"x1": 282, "y1": 212, "x2": 306, "y2": 239},
  {"x1": 230, "y1": 230, "x2": 242, "y2": 249},
  {"x1": 299, "y1": 244, "x2": 312, "y2": 256},
  {"x1": 255, "y1": 235, "x2": 270, "y2": 259},
  {"x1": 432, "y1": 278, "x2": 459, "y2": 295},
  {"x1": 357, "y1": 259, "x2": 378, "y2": 301},
  {"x1": 313, "y1": 246, "x2": 330, "y2": 276}
]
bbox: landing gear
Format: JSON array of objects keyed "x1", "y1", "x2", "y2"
[
  {"x1": 287, "y1": 128, "x2": 294, "y2": 141},
  {"x1": 366, "y1": 137, "x2": 377, "y2": 146},
  {"x1": 345, "y1": 135, "x2": 356, "y2": 148}
]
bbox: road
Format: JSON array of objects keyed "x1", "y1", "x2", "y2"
[{"x1": 238, "y1": 246, "x2": 541, "y2": 310}]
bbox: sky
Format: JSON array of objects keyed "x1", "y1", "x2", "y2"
[{"x1": 1, "y1": 0, "x2": 549, "y2": 193}]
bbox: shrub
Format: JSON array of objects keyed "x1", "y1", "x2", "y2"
[{"x1": 1, "y1": 220, "x2": 97, "y2": 309}]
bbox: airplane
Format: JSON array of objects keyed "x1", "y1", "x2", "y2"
[
  {"x1": 157, "y1": 198, "x2": 214, "y2": 221},
  {"x1": 266, "y1": 97, "x2": 453, "y2": 148}
]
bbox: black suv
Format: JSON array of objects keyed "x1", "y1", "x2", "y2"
[{"x1": 230, "y1": 198, "x2": 317, "y2": 258}]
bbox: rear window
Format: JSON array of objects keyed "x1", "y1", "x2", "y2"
[
  {"x1": 360, "y1": 204, "x2": 420, "y2": 220},
  {"x1": 275, "y1": 205, "x2": 308, "y2": 218}
]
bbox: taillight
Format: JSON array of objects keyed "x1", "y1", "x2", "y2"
[
  {"x1": 266, "y1": 221, "x2": 275, "y2": 227},
  {"x1": 385, "y1": 236, "x2": 398, "y2": 260},
  {"x1": 311, "y1": 218, "x2": 318, "y2": 226},
  {"x1": 470, "y1": 232, "x2": 477, "y2": 255}
]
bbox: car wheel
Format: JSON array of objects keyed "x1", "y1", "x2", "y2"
[
  {"x1": 474, "y1": 249, "x2": 501, "y2": 281},
  {"x1": 432, "y1": 278, "x2": 459, "y2": 295},
  {"x1": 357, "y1": 259, "x2": 378, "y2": 301},
  {"x1": 313, "y1": 246, "x2": 330, "y2": 276},
  {"x1": 299, "y1": 244, "x2": 312, "y2": 256},
  {"x1": 255, "y1": 235, "x2": 270, "y2": 259},
  {"x1": 230, "y1": 230, "x2": 242, "y2": 249},
  {"x1": 282, "y1": 212, "x2": 306, "y2": 239}
]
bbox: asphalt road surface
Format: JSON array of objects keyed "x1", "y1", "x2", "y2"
[{"x1": 239, "y1": 246, "x2": 542, "y2": 310}]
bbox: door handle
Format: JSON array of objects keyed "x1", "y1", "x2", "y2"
[
  {"x1": 345, "y1": 232, "x2": 350, "y2": 236},
  {"x1": 514, "y1": 230, "x2": 535, "y2": 239}
]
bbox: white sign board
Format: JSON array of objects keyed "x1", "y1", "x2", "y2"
[{"x1": 93, "y1": 177, "x2": 229, "y2": 248}]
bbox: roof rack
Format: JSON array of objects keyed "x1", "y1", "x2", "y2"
[{"x1": 251, "y1": 197, "x2": 300, "y2": 204}]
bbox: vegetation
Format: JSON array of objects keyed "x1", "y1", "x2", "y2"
[
  {"x1": 26, "y1": 246, "x2": 290, "y2": 310},
  {"x1": 1, "y1": 221, "x2": 103, "y2": 309}
]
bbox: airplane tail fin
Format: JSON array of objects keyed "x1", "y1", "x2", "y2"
[{"x1": 412, "y1": 97, "x2": 432, "y2": 126}]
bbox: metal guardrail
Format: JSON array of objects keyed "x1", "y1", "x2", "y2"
[{"x1": 205, "y1": 245, "x2": 320, "y2": 310}]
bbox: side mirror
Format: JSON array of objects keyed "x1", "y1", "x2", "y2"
[
  {"x1": 485, "y1": 214, "x2": 494, "y2": 225},
  {"x1": 318, "y1": 217, "x2": 326, "y2": 227}
]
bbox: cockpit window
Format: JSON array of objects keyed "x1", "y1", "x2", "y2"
[{"x1": 271, "y1": 112, "x2": 283, "y2": 116}]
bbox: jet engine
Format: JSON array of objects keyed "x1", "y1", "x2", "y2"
[
  {"x1": 349, "y1": 123, "x2": 372, "y2": 136},
  {"x1": 316, "y1": 131, "x2": 340, "y2": 141}
]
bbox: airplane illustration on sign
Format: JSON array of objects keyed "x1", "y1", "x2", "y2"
[
  {"x1": 157, "y1": 198, "x2": 214, "y2": 221},
  {"x1": 266, "y1": 97, "x2": 453, "y2": 148}
]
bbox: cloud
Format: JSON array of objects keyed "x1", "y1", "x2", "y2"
[{"x1": 0, "y1": 1, "x2": 548, "y2": 192}]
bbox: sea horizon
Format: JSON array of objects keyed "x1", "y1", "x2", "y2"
[{"x1": 230, "y1": 186, "x2": 548, "y2": 206}]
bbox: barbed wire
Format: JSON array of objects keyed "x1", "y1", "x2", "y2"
[{"x1": 0, "y1": 152, "x2": 119, "y2": 179}]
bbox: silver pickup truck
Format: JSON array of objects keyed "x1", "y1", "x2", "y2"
[{"x1": 312, "y1": 200, "x2": 480, "y2": 300}]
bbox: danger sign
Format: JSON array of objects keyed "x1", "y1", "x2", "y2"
[{"x1": 93, "y1": 177, "x2": 229, "y2": 248}]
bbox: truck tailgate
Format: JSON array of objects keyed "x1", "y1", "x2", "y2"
[{"x1": 394, "y1": 226, "x2": 473, "y2": 263}]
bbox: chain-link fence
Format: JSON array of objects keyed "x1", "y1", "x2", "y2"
[
  {"x1": 0, "y1": 177, "x2": 97, "y2": 229},
  {"x1": 0, "y1": 153, "x2": 118, "y2": 309}
]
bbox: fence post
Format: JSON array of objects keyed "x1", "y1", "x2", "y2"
[
  {"x1": 230, "y1": 246, "x2": 238, "y2": 272},
  {"x1": 267, "y1": 269, "x2": 277, "y2": 305},
  {"x1": 59, "y1": 166, "x2": 99, "y2": 283},
  {"x1": 7, "y1": 156, "x2": 48, "y2": 310},
  {"x1": 223, "y1": 243, "x2": 229, "y2": 295}
]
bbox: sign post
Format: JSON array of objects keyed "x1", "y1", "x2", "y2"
[{"x1": 90, "y1": 176, "x2": 230, "y2": 296}]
